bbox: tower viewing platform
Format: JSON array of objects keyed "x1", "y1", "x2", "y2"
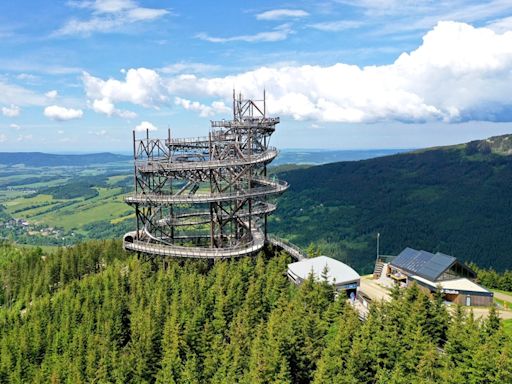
[{"x1": 123, "y1": 92, "x2": 288, "y2": 259}]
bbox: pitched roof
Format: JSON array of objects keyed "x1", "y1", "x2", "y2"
[
  {"x1": 410, "y1": 275, "x2": 491, "y2": 295},
  {"x1": 390, "y1": 247, "x2": 456, "y2": 281}
]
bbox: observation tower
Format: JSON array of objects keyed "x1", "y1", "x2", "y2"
[{"x1": 123, "y1": 92, "x2": 288, "y2": 259}]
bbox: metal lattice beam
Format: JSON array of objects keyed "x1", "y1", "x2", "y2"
[{"x1": 123, "y1": 92, "x2": 287, "y2": 259}]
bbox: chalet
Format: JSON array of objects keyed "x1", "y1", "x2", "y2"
[{"x1": 383, "y1": 247, "x2": 493, "y2": 306}]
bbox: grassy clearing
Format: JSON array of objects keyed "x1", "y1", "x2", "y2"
[
  {"x1": 19, "y1": 178, "x2": 69, "y2": 189},
  {"x1": 107, "y1": 175, "x2": 129, "y2": 185},
  {"x1": 4, "y1": 194, "x2": 55, "y2": 212},
  {"x1": 493, "y1": 290, "x2": 512, "y2": 310},
  {"x1": 0, "y1": 190, "x2": 34, "y2": 202},
  {"x1": 14, "y1": 243, "x2": 60, "y2": 253},
  {"x1": 494, "y1": 289, "x2": 512, "y2": 297},
  {"x1": 494, "y1": 297, "x2": 512, "y2": 310},
  {"x1": 3, "y1": 185, "x2": 130, "y2": 232},
  {"x1": 111, "y1": 213, "x2": 134, "y2": 224},
  {"x1": 42, "y1": 198, "x2": 129, "y2": 231}
]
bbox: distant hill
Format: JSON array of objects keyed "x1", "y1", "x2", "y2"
[
  {"x1": 272, "y1": 134, "x2": 512, "y2": 272},
  {"x1": 273, "y1": 148, "x2": 411, "y2": 165},
  {"x1": 0, "y1": 149, "x2": 406, "y2": 168},
  {"x1": 0, "y1": 152, "x2": 131, "y2": 167}
]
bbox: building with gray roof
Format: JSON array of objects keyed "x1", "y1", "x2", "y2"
[
  {"x1": 383, "y1": 247, "x2": 492, "y2": 306},
  {"x1": 288, "y1": 256, "x2": 360, "y2": 296}
]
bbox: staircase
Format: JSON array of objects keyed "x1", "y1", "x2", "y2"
[{"x1": 373, "y1": 261, "x2": 384, "y2": 279}]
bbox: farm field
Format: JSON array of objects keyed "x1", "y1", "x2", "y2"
[{"x1": 0, "y1": 159, "x2": 133, "y2": 245}]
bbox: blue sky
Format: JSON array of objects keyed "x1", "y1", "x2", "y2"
[{"x1": 1, "y1": 0, "x2": 512, "y2": 152}]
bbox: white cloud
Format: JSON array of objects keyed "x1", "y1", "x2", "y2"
[
  {"x1": 486, "y1": 16, "x2": 512, "y2": 34},
  {"x1": 134, "y1": 121, "x2": 158, "y2": 132},
  {"x1": 56, "y1": 0, "x2": 169, "y2": 36},
  {"x1": 170, "y1": 21, "x2": 512, "y2": 123},
  {"x1": 0, "y1": 81, "x2": 46, "y2": 106},
  {"x1": 2, "y1": 105, "x2": 20, "y2": 117},
  {"x1": 174, "y1": 97, "x2": 230, "y2": 117},
  {"x1": 9, "y1": 124, "x2": 21, "y2": 130},
  {"x1": 256, "y1": 9, "x2": 309, "y2": 20},
  {"x1": 91, "y1": 97, "x2": 137, "y2": 118},
  {"x1": 197, "y1": 24, "x2": 293, "y2": 43},
  {"x1": 45, "y1": 90, "x2": 58, "y2": 99},
  {"x1": 0, "y1": 134, "x2": 6, "y2": 143},
  {"x1": 308, "y1": 20, "x2": 362, "y2": 32},
  {"x1": 44, "y1": 105, "x2": 84, "y2": 121},
  {"x1": 83, "y1": 68, "x2": 166, "y2": 115},
  {"x1": 81, "y1": 22, "x2": 512, "y2": 124}
]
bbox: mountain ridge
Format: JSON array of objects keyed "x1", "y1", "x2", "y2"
[
  {"x1": 0, "y1": 152, "x2": 131, "y2": 167},
  {"x1": 272, "y1": 133, "x2": 512, "y2": 272}
]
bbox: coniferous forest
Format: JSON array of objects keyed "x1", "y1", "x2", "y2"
[{"x1": 0, "y1": 241, "x2": 510, "y2": 383}]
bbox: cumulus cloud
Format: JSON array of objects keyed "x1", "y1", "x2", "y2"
[
  {"x1": 135, "y1": 121, "x2": 158, "y2": 132},
  {"x1": 179, "y1": 21, "x2": 512, "y2": 123},
  {"x1": 1, "y1": 105, "x2": 20, "y2": 117},
  {"x1": 91, "y1": 97, "x2": 137, "y2": 119},
  {"x1": 55, "y1": 0, "x2": 169, "y2": 36},
  {"x1": 82, "y1": 21, "x2": 512, "y2": 124},
  {"x1": 83, "y1": 68, "x2": 166, "y2": 111},
  {"x1": 256, "y1": 9, "x2": 309, "y2": 20},
  {"x1": 197, "y1": 24, "x2": 292, "y2": 43},
  {"x1": 174, "y1": 97, "x2": 230, "y2": 117},
  {"x1": 9, "y1": 124, "x2": 21, "y2": 130},
  {"x1": 45, "y1": 90, "x2": 58, "y2": 99},
  {"x1": 486, "y1": 16, "x2": 512, "y2": 34},
  {"x1": 0, "y1": 134, "x2": 6, "y2": 143},
  {"x1": 44, "y1": 105, "x2": 84, "y2": 121}
]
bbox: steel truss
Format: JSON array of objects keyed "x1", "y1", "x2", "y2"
[{"x1": 123, "y1": 92, "x2": 288, "y2": 259}]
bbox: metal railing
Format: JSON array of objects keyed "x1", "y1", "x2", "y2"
[
  {"x1": 123, "y1": 228, "x2": 265, "y2": 259},
  {"x1": 126, "y1": 178, "x2": 288, "y2": 205},
  {"x1": 155, "y1": 202, "x2": 276, "y2": 227},
  {"x1": 136, "y1": 148, "x2": 277, "y2": 173},
  {"x1": 267, "y1": 234, "x2": 308, "y2": 261}
]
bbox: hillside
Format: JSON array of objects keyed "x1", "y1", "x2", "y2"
[
  {"x1": 0, "y1": 152, "x2": 131, "y2": 167},
  {"x1": 2, "y1": 135, "x2": 512, "y2": 273},
  {"x1": 272, "y1": 134, "x2": 512, "y2": 272},
  {"x1": 0, "y1": 241, "x2": 509, "y2": 383}
]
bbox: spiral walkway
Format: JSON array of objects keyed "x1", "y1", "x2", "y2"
[{"x1": 123, "y1": 92, "x2": 286, "y2": 259}]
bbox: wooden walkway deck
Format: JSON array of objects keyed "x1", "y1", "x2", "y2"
[{"x1": 267, "y1": 235, "x2": 307, "y2": 261}]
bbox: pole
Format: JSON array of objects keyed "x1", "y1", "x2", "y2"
[{"x1": 376, "y1": 232, "x2": 380, "y2": 262}]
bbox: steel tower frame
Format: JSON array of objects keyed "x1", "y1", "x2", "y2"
[{"x1": 123, "y1": 92, "x2": 288, "y2": 258}]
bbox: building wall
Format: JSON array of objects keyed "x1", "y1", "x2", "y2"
[
  {"x1": 407, "y1": 278, "x2": 493, "y2": 306},
  {"x1": 450, "y1": 293, "x2": 493, "y2": 307}
]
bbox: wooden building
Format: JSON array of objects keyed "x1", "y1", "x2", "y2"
[{"x1": 386, "y1": 247, "x2": 493, "y2": 306}]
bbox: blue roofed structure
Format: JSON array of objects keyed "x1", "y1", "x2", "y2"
[
  {"x1": 390, "y1": 247, "x2": 464, "y2": 281},
  {"x1": 390, "y1": 247, "x2": 476, "y2": 281},
  {"x1": 384, "y1": 247, "x2": 490, "y2": 306}
]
